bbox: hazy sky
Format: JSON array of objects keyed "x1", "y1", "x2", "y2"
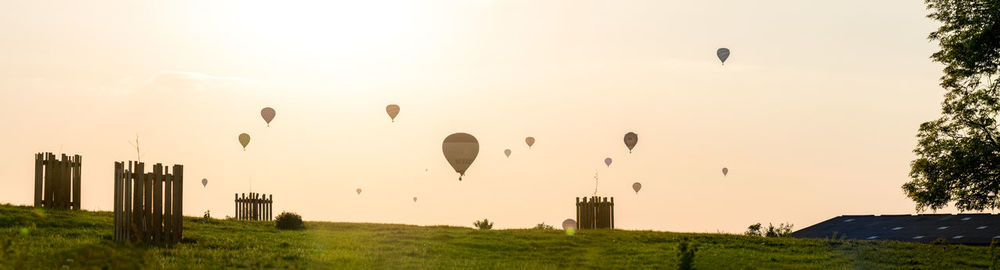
[{"x1": 0, "y1": 0, "x2": 952, "y2": 232}]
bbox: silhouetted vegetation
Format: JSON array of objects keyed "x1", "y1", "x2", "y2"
[
  {"x1": 745, "y1": 223, "x2": 793, "y2": 237},
  {"x1": 275, "y1": 212, "x2": 304, "y2": 230},
  {"x1": 533, "y1": 222, "x2": 554, "y2": 230},
  {"x1": 904, "y1": 0, "x2": 1000, "y2": 212},
  {"x1": 677, "y1": 238, "x2": 697, "y2": 270},
  {"x1": 473, "y1": 218, "x2": 493, "y2": 230}
]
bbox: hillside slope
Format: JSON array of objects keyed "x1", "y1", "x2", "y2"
[{"x1": 0, "y1": 204, "x2": 992, "y2": 269}]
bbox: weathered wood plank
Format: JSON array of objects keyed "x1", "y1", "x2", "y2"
[
  {"x1": 152, "y1": 164, "x2": 163, "y2": 243},
  {"x1": 72, "y1": 155, "x2": 81, "y2": 210}
]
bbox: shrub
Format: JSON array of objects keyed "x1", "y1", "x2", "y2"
[
  {"x1": 765, "y1": 223, "x2": 793, "y2": 237},
  {"x1": 746, "y1": 222, "x2": 793, "y2": 237},
  {"x1": 474, "y1": 218, "x2": 493, "y2": 230},
  {"x1": 745, "y1": 223, "x2": 762, "y2": 236},
  {"x1": 677, "y1": 238, "x2": 697, "y2": 270},
  {"x1": 275, "y1": 212, "x2": 305, "y2": 230},
  {"x1": 533, "y1": 222, "x2": 554, "y2": 230}
]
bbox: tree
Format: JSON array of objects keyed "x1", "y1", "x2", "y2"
[{"x1": 903, "y1": 0, "x2": 1000, "y2": 212}]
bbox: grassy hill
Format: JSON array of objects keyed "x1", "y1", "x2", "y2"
[{"x1": 0, "y1": 204, "x2": 994, "y2": 269}]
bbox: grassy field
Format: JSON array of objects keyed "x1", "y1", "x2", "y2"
[{"x1": 0, "y1": 204, "x2": 994, "y2": 269}]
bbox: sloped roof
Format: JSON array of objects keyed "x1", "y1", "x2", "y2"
[{"x1": 790, "y1": 214, "x2": 1000, "y2": 245}]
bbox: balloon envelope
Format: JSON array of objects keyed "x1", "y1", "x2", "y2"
[
  {"x1": 604, "y1": 157, "x2": 612, "y2": 167},
  {"x1": 624, "y1": 132, "x2": 638, "y2": 153},
  {"x1": 356, "y1": 188, "x2": 362, "y2": 195},
  {"x1": 717, "y1": 48, "x2": 730, "y2": 64},
  {"x1": 722, "y1": 167, "x2": 729, "y2": 176},
  {"x1": 202, "y1": 178, "x2": 208, "y2": 187},
  {"x1": 261, "y1": 107, "x2": 276, "y2": 126},
  {"x1": 562, "y1": 219, "x2": 578, "y2": 236},
  {"x1": 238, "y1": 133, "x2": 251, "y2": 150},
  {"x1": 504, "y1": 149, "x2": 512, "y2": 158},
  {"x1": 525, "y1": 137, "x2": 535, "y2": 148},
  {"x1": 442, "y1": 133, "x2": 479, "y2": 181},
  {"x1": 413, "y1": 197, "x2": 418, "y2": 202},
  {"x1": 386, "y1": 104, "x2": 400, "y2": 122},
  {"x1": 632, "y1": 182, "x2": 641, "y2": 193}
]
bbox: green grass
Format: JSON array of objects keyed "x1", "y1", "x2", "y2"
[{"x1": 0, "y1": 204, "x2": 994, "y2": 269}]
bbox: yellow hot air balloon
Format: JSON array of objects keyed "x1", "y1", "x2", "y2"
[
  {"x1": 525, "y1": 137, "x2": 535, "y2": 149},
  {"x1": 442, "y1": 133, "x2": 479, "y2": 181},
  {"x1": 238, "y1": 133, "x2": 250, "y2": 151},
  {"x1": 386, "y1": 104, "x2": 400, "y2": 122},
  {"x1": 624, "y1": 132, "x2": 638, "y2": 153}
]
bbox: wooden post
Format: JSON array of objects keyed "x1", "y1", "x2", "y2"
[
  {"x1": 268, "y1": 194, "x2": 273, "y2": 221},
  {"x1": 59, "y1": 154, "x2": 67, "y2": 209},
  {"x1": 173, "y1": 164, "x2": 183, "y2": 242},
  {"x1": 125, "y1": 161, "x2": 132, "y2": 242},
  {"x1": 133, "y1": 162, "x2": 144, "y2": 242},
  {"x1": 152, "y1": 164, "x2": 163, "y2": 243},
  {"x1": 164, "y1": 169, "x2": 173, "y2": 243},
  {"x1": 72, "y1": 155, "x2": 81, "y2": 210},
  {"x1": 608, "y1": 197, "x2": 615, "y2": 230},
  {"x1": 34, "y1": 153, "x2": 43, "y2": 207}
]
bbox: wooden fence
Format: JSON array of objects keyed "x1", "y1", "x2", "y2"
[
  {"x1": 576, "y1": 196, "x2": 614, "y2": 229},
  {"x1": 34, "y1": 153, "x2": 82, "y2": 209},
  {"x1": 235, "y1": 192, "x2": 273, "y2": 221},
  {"x1": 113, "y1": 161, "x2": 184, "y2": 244}
]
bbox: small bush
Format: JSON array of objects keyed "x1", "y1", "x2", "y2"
[
  {"x1": 746, "y1": 222, "x2": 793, "y2": 237},
  {"x1": 533, "y1": 222, "x2": 554, "y2": 230},
  {"x1": 745, "y1": 223, "x2": 762, "y2": 236},
  {"x1": 677, "y1": 238, "x2": 697, "y2": 270},
  {"x1": 275, "y1": 212, "x2": 305, "y2": 230},
  {"x1": 474, "y1": 218, "x2": 493, "y2": 230}
]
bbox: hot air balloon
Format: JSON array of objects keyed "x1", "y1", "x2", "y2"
[
  {"x1": 202, "y1": 178, "x2": 208, "y2": 187},
  {"x1": 442, "y1": 133, "x2": 479, "y2": 181},
  {"x1": 413, "y1": 197, "x2": 418, "y2": 202},
  {"x1": 632, "y1": 182, "x2": 641, "y2": 193},
  {"x1": 624, "y1": 132, "x2": 638, "y2": 153},
  {"x1": 504, "y1": 149, "x2": 512, "y2": 158},
  {"x1": 386, "y1": 104, "x2": 400, "y2": 122},
  {"x1": 238, "y1": 133, "x2": 250, "y2": 151},
  {"x1": 261, "y1": 107, "x2": 276, "y2": 127},
  {"x1": 604, "y1": 157, "x2": 612, "y2": 167},
  {"x1": 717, "y1": 48, "x2": 730, "y2": 65},
  {"x1": 722, "y1": 167, "x2": 729, "y2": 176},
  {"x1": 562, "y1": 219, "x2": 577, "y2": 236},
  {"x1": 356, "y1": 188, "x2": 362, "y2": 195},
  {"x1": 525, "y1": 137, "x2": 535, "y2": 148}
]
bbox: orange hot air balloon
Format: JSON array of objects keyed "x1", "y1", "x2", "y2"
[
  {"x1": 525, "y1": 137, "x2": 535, "y2": 148},
  {"x1": 356, "y1": 188, "x2": 362, "y2": 195},
  {"x1": 442, "y1": 133, "x2": 479, "y2": 181},
  {"x1": 632, "y1": 182, "x2": 642, "y2": 193},
  {"x1": 624, "y1": 132, "x2": 638, "y2": 153},
  {"x1": 386, "y1": 104, "x2": 400, "y2": 122},
  {"x1": 261, "y1": 107, "x2": 276, "y2": 127}
]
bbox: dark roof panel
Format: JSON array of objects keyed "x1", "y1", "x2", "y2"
[{"x1": 791, "y1": 213, "x2": 1000, "y2": 245}]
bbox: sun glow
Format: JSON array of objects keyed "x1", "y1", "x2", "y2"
[{"x1": 220, "y1": 1, "x2": 422, "y2": 60}]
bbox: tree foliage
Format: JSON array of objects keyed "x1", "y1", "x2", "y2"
[{"x1": 904, "y1": 0, "x2": 1000, "y2": 212}]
